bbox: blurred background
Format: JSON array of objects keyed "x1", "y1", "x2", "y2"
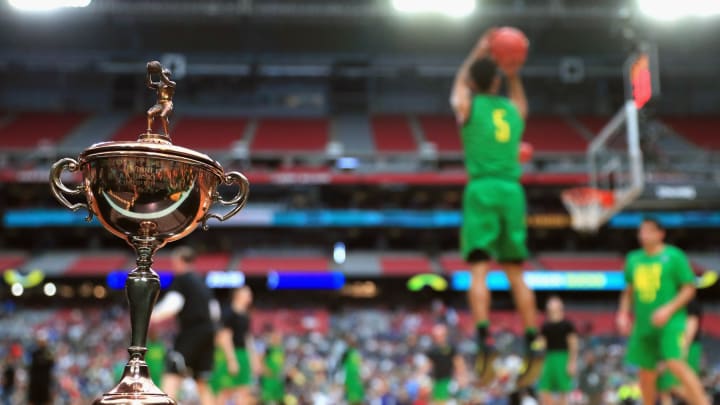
[{"x1": 0, "y1": 0, "x2": 719, "y2": 403}]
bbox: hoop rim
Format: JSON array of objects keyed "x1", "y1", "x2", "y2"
[{"x1": 561, "y1": 187, "x2": 615, "y2": 208}]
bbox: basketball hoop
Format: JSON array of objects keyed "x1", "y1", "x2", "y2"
[{"x1": 561, "y1": 187, "x2": 615, "y2": 232}]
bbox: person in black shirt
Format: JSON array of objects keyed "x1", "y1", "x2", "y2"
[
  {"x1": 425, "y1": 324, "x2": 467, "y2": 405},
  {"x1": 27, "y1": 332, "x2": 54, "y2": 405},
  {"x1": 537, "y1": 296, "x2": 578, "y2": 405},
  {"x1": 211, "y1": 286, "x2": 256, "y2": 404},
  {"x1": 1, "y1": 354, "x2": 16, "y2": 405},
  {"x1": 151, "y1": 246, "x2": 220, "y2": 405}
]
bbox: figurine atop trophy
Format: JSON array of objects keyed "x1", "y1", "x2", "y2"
[{"x1": 145, "y1": 61, "x2": 175, "y2": 139}]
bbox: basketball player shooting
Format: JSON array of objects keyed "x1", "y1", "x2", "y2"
[
  {"x1": 146, "y1": 60, "x2": 176, "y2": 137},
  {"x1": 449, "y1": 27, "x2": 541, "y2": 387}
]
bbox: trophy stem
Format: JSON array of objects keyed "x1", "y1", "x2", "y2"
[{"x1": 127, "y1": 242, "x2": 160, "y2": 355}]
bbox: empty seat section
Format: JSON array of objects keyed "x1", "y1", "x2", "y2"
[
  {"x1": 523, "y1": 117, "x2": 587, "y2": 152},
  {"x1": 252, "y1": 118, "x2": 328, "y2": 152},
  {"x1": 0, "y1": 112, "x2": 87, "y2": 148},
  {"x1": 664, "y1": 117, "x2": 720, "y2": 149},
  {"x1": 66, "y1": 254, "x2": 129, "y2": 276},
  {"x1": 419, "y1": 115, "x2": 462, "y2": 153},
  {"x1": 537, "y1": 255, "x2": 624, "y2": 271},
  {"x1": 371, "y1": 116, "x2": 417, "y2": 152},
  {"x1": 170, "y1": 117, "x2": 246, "y2": 150},
  {"x1": 439, "y1": 254, "x2": 533, "y2": 273},
  {"x1": 0, "y1": 253, "x2": 27, "y2": 270},
  {"x1": 110, "y1": 116, "x2": 148, "y2": 141},
  {"x1": 577, "y1": 116, "x2": 610, "y2": 135},
  {"x1": 238, "y1": 256, "x2": 329, "y2": 276},
  {"x1": 380, "y1": 254, "x2": 432, "y2": 276},
  {"x1": 150, "y1": 252, "x2": 231, "y2": 275}
]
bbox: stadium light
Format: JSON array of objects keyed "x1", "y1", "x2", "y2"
[
  {"x1": 10, "y1": 283, "x2": 23, "y2": 297},
  {"x1": 637, "y1": 0, "x2": 720, "y2": 20},
  {"x1": 43, "y1": 282, "x2": 57, "y2": 297},
  {"x1": 392, "y1": 0, "x2": 475, "y2": 18},
  {"x1": 333, "y1": 242, "x2": 346, "y2": 264},
  {"x1": 9, "y1": 0, "x2": 91, "y2": 12}
]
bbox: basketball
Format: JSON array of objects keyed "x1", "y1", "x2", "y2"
[
  {"x1": 147, "y1": 60, "x2": 162, "y2": 73},
  {"x1": 490, "y1": 27, "x2": 529, "y2": 69},
  {"x1": 520, "y1": 141, "x2": 533, "y2": 163}
]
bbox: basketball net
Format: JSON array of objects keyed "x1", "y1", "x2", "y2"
[{"x1": 561, "y1": 187, "x2": 615, "y2": 233}]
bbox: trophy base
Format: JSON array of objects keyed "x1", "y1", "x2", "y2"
[{"x1": 93, "y1": 357, "x2": 176, "y2": 405}]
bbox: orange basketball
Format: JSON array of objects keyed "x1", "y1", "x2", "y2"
[
  {"x1": 490, "y1": 27, "x2": 529, "y2": 69},
  {"x1": 519, "y1": 141, "x2": 533, "y2": 163}
]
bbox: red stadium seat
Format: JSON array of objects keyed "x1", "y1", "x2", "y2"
[
  {"x1": 110, "y1": 115, "x2": 147, "y2": 141},
  {"x1": 66, "y1": 254, "x2": 130, "y2": 276},
  {"x1": 664, "y1": 117, "x2": 720, "y2": 149},
  {"x1": 170, "y1": 117, "x2": 247, "y2": 150},
  {"x1": 252, "y1": 118, "x2": 328, "y2": 152},
  {"x1": 0, "y1": 112, "x2": 87, "y2": 149},
  {"x1": 151, "y1": 252, "x2": 231, "y2": 274},
  {"x1": 439, "y1": 254, "x2": 533, "y2": 273},
  {"x1": 371, "y1": 116, "x2": 417, "y2": 153},
  {"x1": 0, "y1": 253, "x2": 27, "y2": 270},
  {"x1": 418, "y1": 115, "x2": 462, "y2": 153},
  {"x1": 238, "y1": 256, "x2": 329, "y2": 276},
  {"x1": 577, "y1": 116, "x2": 610, "y2": 135},
  {"x1": 537, "y1": 255, "x2": 624, "y2": 271},
  {"x1": 523, "y1": 117, "x2": 588, "y2": 153},
  {"x1": 380, "y1": 255, "x2": 433, "y2": 275}
]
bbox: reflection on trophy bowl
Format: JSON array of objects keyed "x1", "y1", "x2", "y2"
[
  {"x1": 51, "y1": 137, "x2": 250, "y2": 250},
  {"x1": 83, "y1": 146, "x2": 220, "y2": 248}
]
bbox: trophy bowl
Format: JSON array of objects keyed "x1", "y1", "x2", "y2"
[
  {"x1": 51, "y1": 140, "x2": 248, "y2": 252},
  {"x1": 48, "y1": 61, "x2": 249, "y2": 404}
]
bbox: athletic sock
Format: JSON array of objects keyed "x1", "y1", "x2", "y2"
[
  {"x1": 524, "y1": 327, "x2": 538, "y2": 352},
  {"x1": 476, "y1": 321, "x2": 490, "y2": 350}
]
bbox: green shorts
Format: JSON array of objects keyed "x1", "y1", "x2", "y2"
[
  {"x1": 432, "y1": 378, "x2": 452, "y2": 401},
  {"x1": 461, "y1": 178, "x2": 528, "y2": 262},
  {"x1": 145, "y1": 342, "x2": 166, "y2": 386},
  {"x1": 657, "y1": 342, "x2": 702, "y2": 392},
  {"x1": 626, "y1": 327, "x2": 685, "y2": 370},
  {"x1": 538, "y1": 351, "x2": 573, "y2": 393},
  {"x1": 261, "y1": 377, "x2": 285, "y2": 402},
  {"x1": 210, "y1": 347, "x2": 252, "y2": 393},
  {"x1": 345, "y1": 378, "x2": 365, "y2": 403}
]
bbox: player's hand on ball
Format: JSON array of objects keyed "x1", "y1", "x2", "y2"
[
  {"x1": 499, "y1": 60, "x2": 523, "y2": 78},
  {"x1": 474, "y1": 28, "x2": 496, "y2": 55},
  {"x1": 651, "y1": 305, "x2": 673, "y2": 327},
  {"x1": 616, "y1": 311, "x2": 631, "y2": 335}
]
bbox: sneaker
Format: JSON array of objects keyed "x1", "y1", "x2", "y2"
[
  {"x1": 516, "y1": 336, "x2": 545, "y2": 388},
  {"x1": 474, "y1": 340, "x2": 497, "y2": 387}
]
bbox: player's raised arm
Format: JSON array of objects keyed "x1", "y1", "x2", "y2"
[
  {"x1": 160, "y1": 69, "x2": 176, "y2": 88},
  {"x1": 450, "y1": 29, "x2": 494, "y2": 124},
  {"x1": 505, "y1": 72, "x2": 528, "y2": 120}
]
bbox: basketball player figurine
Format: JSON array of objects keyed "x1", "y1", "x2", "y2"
[{"x1": 146, "y1": 61, "x2": 176, "y2": 138}]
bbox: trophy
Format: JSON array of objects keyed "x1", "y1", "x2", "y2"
[{"x1": 49, "y1": 61, "x2": 250, "y2": 404}]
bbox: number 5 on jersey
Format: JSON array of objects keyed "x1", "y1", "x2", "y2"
[{"x1": 492, "y1": 109, "x2": 510, "y2": 143}]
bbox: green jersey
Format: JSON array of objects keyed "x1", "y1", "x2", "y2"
[
  {"x1": 624, "y1": 245, "x2": 695, "y2": 334},
  {"x1": 461, "y1": 95, "x2": 525, "y2": 181},
  {"x1": 264, "y1": 345, "x2": 284, "y2": 379},
  {"x1": 343, "y1": 348, "x2": 362, "y2": 382}
]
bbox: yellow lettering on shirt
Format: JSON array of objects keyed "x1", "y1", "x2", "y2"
[
  {"x1": 492, "y1": 109, "x2": 510, "y2": 143},
  {"x1": 633, "y1": 263, "x2": 662, "y2": 303}
]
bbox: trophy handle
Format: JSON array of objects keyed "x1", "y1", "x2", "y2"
[
  {"x1": 201, "y1": 171, "x2": 250, "y2": 230},
  {"x1": 50, "y1": 158, "x2": 93, "y2": 222}
]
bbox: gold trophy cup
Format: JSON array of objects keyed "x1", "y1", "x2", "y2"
[{"x1": 49, "y1": 61, "x2": 249, "y2": 404}]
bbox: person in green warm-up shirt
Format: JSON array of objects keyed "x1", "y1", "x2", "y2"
[
  {"x1": 616, "y1": 218, "x2": 709, "y2": 405},
  {"x1": 260, "y1": 328, "x2": 285, "y2": 405},
  {"x1": 341, "y1": 335, "x2": 365, "y2": 405}
]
